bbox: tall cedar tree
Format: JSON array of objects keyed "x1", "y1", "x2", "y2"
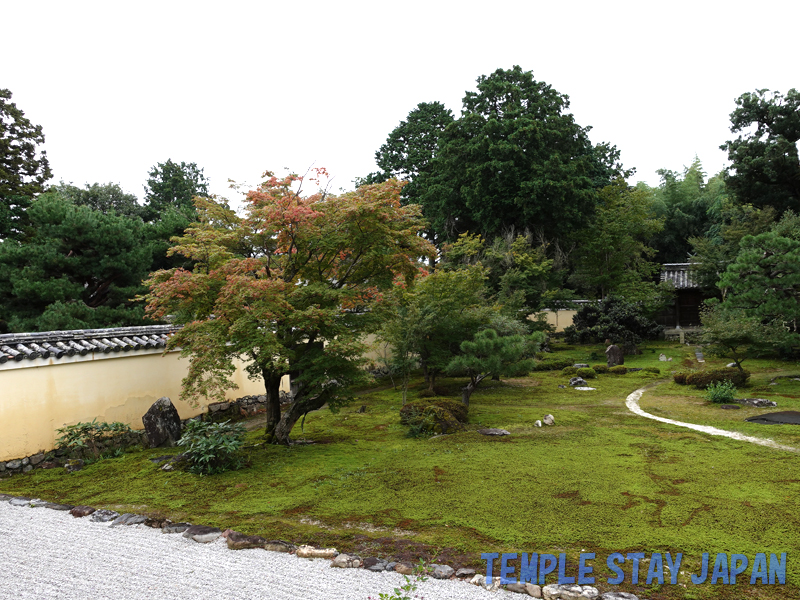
[
  {"x1": 144, "y1": 172, "x2": 433, "y2": 445},
  {"x1": 0, "y1": 89, "x2": 52, "y2": 239},
  {"x1": 143, "y1": 159, "x2": 209, "y2": 221}
]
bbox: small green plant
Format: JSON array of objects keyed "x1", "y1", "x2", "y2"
[
  {"x1": 56, "y1": 419, "x2": 133, "y2": 458},
  {"x1": 705, "y1": 380, "x2": 737, "y2": 404},
  {"x1": 177, "y1": 419, "x2": 246, "y2": 474},
  {"x1": 369, "y1": 558, "x2": 429, "y2": 600}
]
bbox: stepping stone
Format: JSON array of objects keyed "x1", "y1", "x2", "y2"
[{"x1": 746, "y1": 411, "x2": 800, "y2": 425}]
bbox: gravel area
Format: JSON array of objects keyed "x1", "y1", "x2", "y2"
[{"x1": 0, "y1": 500, "x2": 500, "y2": 600}]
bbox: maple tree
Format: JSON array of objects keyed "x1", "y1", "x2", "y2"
[{"x1": 144, "y1": 171, "x2": 433, "y2": 444}]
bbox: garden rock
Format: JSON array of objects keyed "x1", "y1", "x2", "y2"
[
  {"x1": 9, "y1": 497, "x2": 34, "y2": 507},
  {"x1": 363, "y1": 557, "x2": 387, "y2": 571},
  {"x1": 110, "y1": 513, "x2": 147, "y2": 527},
  {"x1": 90, "y1": 509, "x2": 120, "y2": 523},
  {"x1": 331, "y1": 553, "x2": 362, "y2": 568},
  {"x1": 575, "y1": 387, "x2": 596, "y2": 391},
  {"x1": 469, "y1": 574, "x2": 485, "y2": 587},
  {"x1": 394, "y1": 562, "x2": 413, "y2": 574},
  {"x1": 142, "y1": 396, "x2": 182, "y2": 448},
  {"x1": 605, "y1": 344, "x2": 624, "y2": 367},
  {"x1": 737, "y1": 398, "x2": 777, "y2": 407},
  {"x1": 70, "y1": 506, "x2": 96, "y2": 518},
  {"x1": 29, "y1": 453, "x2": 45, "y2": 465},
  {"x1": 296, "y1": 545, "x2": 337, "y2": 559},
  {"x1": 162, "y1": 522, "x2": 191, "y2": 534},
  {"x1": 455, "y1": 567, "x2": 476, "y2": 578},
  {"x1": 41, "y1": 502, "x2": 73, "y2": 511},
  {"x1": 526, "y1": 583, "x2": 543, "y2": 597},
  {"x1": 263, "y1": 540, "x2": 295, "y2": 553},
  {"x1": 600, "y1": 593, "x2": 639, "y2": 600},
  {"x1": 64, "y1": 459, "x2": 85, "y2": 473},
  {"x1": 183, "y1": 525, "x2": 222, "y2": 543},
  {"x1": 720, "y1": 404, "x2": 741, "y2": 409},
  {"x1": 505, "y1": 582, "x2": 528, "y2": 593},
  {"x1": 5, "y1": 459, "x2": 21, "y2": 470},
  {"x1": 534, "y1": 420, "x2": 542, "y2": 427},
  {"x1": 226, "y1": 530, "x2": 267, "y2": 550},
  {"x1": 573, "y1": 363, "x2": 589, "y2": 369},
  {"x1": 569, "y1": 377, "x2": 587, "y2": 387},
  {"x1": 431, "y1": 564, "x2": 454, "y2": 579},
  {"x1": 543, "y1": 414, "x2": 555, "y2": 426},
  {"x1": 659, "y1": 353, "x2": 668, "y2": 361},
  {"x1": 478, "y1": 428, "x2": 511, "y2": 436}
]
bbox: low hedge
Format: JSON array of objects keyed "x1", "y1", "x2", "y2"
[
  {"x1": 592, "y1": 364, "x2": 609, "y2": 374},
  {"x1": 685, "y1": 368, "x2": 750, "y2": 389},
  {"x1": 532, "y1": 359, "x2": 574, "y2": 372},
  {"x1": 608, "y1": 365, "x2": 628, "y2": 375},
  {"x1": 576, "y1": 367, "x2": 597, "y2": 379},
  {"x1": 561, "y1": 366, "x2": 579, "y2": 376},
  {"x1": 400, "y1": 399, "x2": 468, "y2": 424}
]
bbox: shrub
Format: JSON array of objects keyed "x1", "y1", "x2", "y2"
[
  {"x1": 400, "y1": 399, "x2": 468, "y2": 424},
  {"x1": 576, "y1": 367, "x2": 597, "y2": 379},
  {"x1": 178, "y1": 419, "x2": 246, "y2": 475},
  {"x1": 561, "y1": 366, "x2": 578, "y2": 376},
  {"x1": 562, "y1": 296, "x2": 664, "y2": 347},
  {"x1": 642, "y1": 367, "x2": 661, "y2": 375},
  {"x1": 608, "y1": 365, "x2": 628, "y2": 375},
  {"x1": 418, "y1": 389, "x2": 437, "y2": 398},
  {"x1": 532, "y1": 359, "x2": 573, "y2": 372},
  {"x1": 685, "y1": 368, "x2": 750, "y2": 389},
  {"x1": 705, "y1": 380, "x2": 737, "y2": 403},
  {"x1": 592, "y1": 364, "x2": 609, "y2": 374},
  {"x1": 56, "y1": 419, "x2": 134, "y2": 459},
  {"x1": 673, "y1": 371, "x2": 693, "y2": 385}
]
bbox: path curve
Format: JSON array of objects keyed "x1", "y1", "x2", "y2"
[{"x1": 625, "y1": 388, "x2": 800, "y2": 453}]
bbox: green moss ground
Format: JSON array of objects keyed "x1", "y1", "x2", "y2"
[{"x1": 2, "y1": 341, "x2": 800, "y2": 599}]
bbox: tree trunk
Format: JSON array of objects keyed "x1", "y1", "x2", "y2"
[
  {"x1": 262, "y1": 370, "x2": 284, "y2": 443},
  {"x1": 461, "y1": 374, "x2": 488, "y2": 407},
  {"x1": 272, "y1": 389, "x2": 327, "y2": 445},
  {"x1": 428, "y1": 372, "x2": 437, "y2": 392}
]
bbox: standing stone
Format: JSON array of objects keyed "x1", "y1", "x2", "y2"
[
  {"x1": 142, "y1": 397, "x2": 182, "y2": 448},
  {"x1": 605, "y1": 344, "x2": 624, "y2": 367}
]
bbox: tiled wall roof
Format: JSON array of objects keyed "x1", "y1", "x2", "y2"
[{"x1": 0, "y1": 325, "x2": 179, "y2": 364}]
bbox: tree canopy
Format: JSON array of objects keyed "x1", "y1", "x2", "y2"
[
  {"x1": 143, "y1": 159, "x2": 209, "y2": 221},
  {"x1": 144, "y1": 172, "x2": 434, "y2": 445},
  {"x1": 0, "y1": 89, "x2": 52, "y2": 239}
]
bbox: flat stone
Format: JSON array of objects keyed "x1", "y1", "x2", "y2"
[
  {"x1": 42, "y1": 502, "x2": 74, "y2": 511},
  {"x1": 162, "y1": 522, "x2": 191, "y2": 534},
  {"x1": 90, "y1": 509, "x2": 120, "y2": 522},
  {"x1": 505, "y1": 582, "x2": 529, "y2": 593},
  {"x1": 296, "y1": 545, "x2": 337, "y2": 559},
  {"x1": 182, "y1": 524, "x2": 222, "y2": 543},
  {"x1": 737, "y1": 398, "x2": 778, "y2": 408},
  {"x1": 574, "y1": 387, "x2": 596, "y2": 391},
  {"x1": 431, "y1": 564, "x2": 454, "y2": 579},
  {"x1": 720, "y1": 404, "x2": 741, "y2": 409},
  {"x1": 70, "y1": 506, "x2": 96, "y2": 518},
  {"x1": 28, "y1": 499, "x2": 49, "y2": 507},
  {"x1": 29, "y1": 453, "x2": 45, "y2": 465},
  {"x1": 526, "y1": 583, "x2": 543, "y2": 597},
  {"x1": 746, "y1": 410, "x2": 800, "y2": 424},
  {"x1": 331, "y1": 553, "x2": 361, "y2": 568},
  {"x1": 109, "y1": 513, "x2": 147, "y2": 527},
  {"x1": 225, "y1": 530, "x2": 267, "y2": 550},
  {"x1": 600, "y1": 593, "x2": 639, "y2": 600},
  {"x1": 455, "y1": 567, "x2": 476, "y2": 578},
  {"x1": 263, "y1": 540, "x2": 295, "y2": 553},
  {"x1": 573, "y1": 363, "x2": 590, "y2": 369},
  {"x1": 9, "y1": 497, "x2": 32, "y2": 507},
  {"x1": 363, "y1": 557, "x2": 387, "y2": 571},
  {"x1": 477, "y1": 428, "x2": 511, "y2": 436},
  {"x1": 394, "y1": 562, "x2": 414, "y2": 575}
]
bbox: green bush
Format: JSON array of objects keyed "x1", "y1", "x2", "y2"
[
  {"x1": 705, "y1": 380, "x2": 737, "y2": 403},
  {"x1": 642, "y1": 367, "x2": 661, "y2": 375},
  {"x1": 576, "y1": 367, "x2": 597, "y2": 379},
  {"x1": 400, "y1": 399, "x2": 468, "y2": 424},
  {"x1": 673, "y1": 371, "x2": 693, "y2": 385},
  {"x1": 608, "y1": 365, "x2": 628, "y2": 375},
  {"x1": 532, "y1": 359, "x2": 573, "y2": 372},
  {"x1": 178, "y1": 419, "x2": 246, "y2": 475},
  {"x1": 591, "y1": 364, "x2": 609, "y2": 374},
  {"x1": 418, "y1": 389, "x2": 437, "y2": 398},
  {"x1": 685, "y1": 368, "x2": 750, "y2": 389},
  {"x1": 561, "y1": 366, "x2": 579, "y2": 376},
  {"x1": 56, "y1": 419, "x2": 134, "y2": 459}
]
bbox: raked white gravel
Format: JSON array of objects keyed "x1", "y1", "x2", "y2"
[{"x1": 0, "y1": 501, "x2": 501, "y2": 600}]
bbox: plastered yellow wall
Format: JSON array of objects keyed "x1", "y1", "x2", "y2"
[
  {"x1": 0, "y1": 351, "x2": 284, "y2": 461},
  {"x1": 532, "y1": 310, "x2": 578, "y2": 332}
]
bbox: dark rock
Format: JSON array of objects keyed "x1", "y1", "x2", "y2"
[
  {"x1": 183, "y1": 524, "x2": 222, "y2": 543},
  {"x1": 558, "y1": 385, "x2": 566, "y2": 389},
  {"x1": 573, "y1": 363, "x2": 590, "y2": 369},
  {"x1": 431, "y1": 564, "x2": 455, "y2": 579},
  {"x1": 22, "y1": 465, "x2": 32, "y2": 473},
  {"x1": 42, "y1": 502, "x2": 74, "y2": 511},
  {"x1": 606, "y1": 344, "x2": 624, "y2": 367},
  {"x1": 5, "y1": 459, "x2": 21, "y2": 470},
  {"x1": 162, "y1": 522, "x2": 191, "y2": 534},
  {"x1": 144, "y1": 517, "x2": 167, "y2": 528},
  {"x1": 357, "y1": 405, "x2": 366, "y2": 413},
  {"x1": 226, "y1": 530, "x2": 268, "y2": 550},
  {"x1": 142, "y1": 397, "x2": 183, "y2": 448},
  {"x1": 363, "y1": 557, "x2": 387, "y2": 571},
  {"x1": 477, "y1": 428, "x2": 511, "y2": 436},
  {"x1": 21, "y1": 457, "x2": 29, "y2": 466},
  {"x1": 110, "y1": 513, "x2": 147, "y2": 527},
  {"x1": 0, "y1": 494, "x2": 14, "y2": 502},
  {"x1": 39, "y1": 461, "x2": 59, "y2": 469},
  {"x1": 455, "y1": 567, "x2": 476, "y2": 578},
  {"x1": 70, "y1": 505, "x2": 96, "y2": 518},
  {"x1": 263, "y1": 540, "x2": 295, "y2": 553},
  {"x1": 627, "y1": 367, "x2": 642, "y2": 372},
  {"x1": 29, "y1": 453, "x2": 45, "y2": 466},
  {"x1": 65, "y1": 459, "x2": 84, "y2": 473},
  {"x1": 569, "y1": 377, "x2": 588, "y2": 387},
  {"x1": 746, "y1": 410, "x2": 800, "y2": 424},
  {"x1": 720, "y1": 404, "x2": 741, "y2": 410},
  {"x1": 737, "y1": 398, "x2": 778, "y2": 408},
  {"x1": 90, "y1": 509, "x2": 120, "y2": 522}
]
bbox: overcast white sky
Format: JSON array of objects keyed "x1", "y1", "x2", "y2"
[{"x1": 4, "y1": 0, "x2": 798, "y2": 208}]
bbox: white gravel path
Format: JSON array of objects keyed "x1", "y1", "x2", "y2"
[
  {"x1": 0, "y1": 501, "x2": 501, "y2": 600},
  {"x1": 625, "y1": 388, "x2": 800, "y2": 452}
]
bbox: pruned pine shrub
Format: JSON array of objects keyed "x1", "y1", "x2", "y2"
[
  {"x1": 608, "y1": 365, "x2": 628, "y2": 375},
  {"x1": 592, "y1": 364, "x2": 609, "y2": 374},
  {"x1": 178, "y1": 419, "x2": 246, "y2": 475},
  {"x1": 400, "y1": 399, "x2": 468, "y2": 424},
  {"x1": 576, "y1": 367, "x2": 597, "y2": 379},
  {"x1": 685, "y1": 368, "x2": 749, "y2": 389},
  {"x1": 705, "y1": 380, "x2": 737, "y2": 403},
  {"x1": 561, "y1": 366, "x2": 579, "y2": 376}
]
